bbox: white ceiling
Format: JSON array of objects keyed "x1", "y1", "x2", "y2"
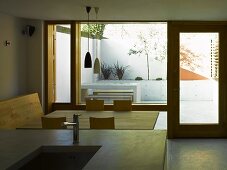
[{"x1": 0, "y1": 0, "x2": 227, "y2": 21}]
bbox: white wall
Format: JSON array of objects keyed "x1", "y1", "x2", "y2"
[
  {"x1": 26, "y1": 19, "x2": 43, "y2": 105},
  {"x1": 56, "y1": 31, "x2": 70, "y2": 102},
  {"x1": 0, "y1": 13, "x2": 27, "y2": 100},
  {"x1": 81, "y1": 36, "x2": 167, "y2": 82},
  {"x1": 100, "y1": 38, "x2": 167, "y2": 80},
  {"x1": 94, "y1": 80, "x2": 216, "y2": 101},
  {"x1": 0, "y1": 13, "x2": 44, "y2": 106}
]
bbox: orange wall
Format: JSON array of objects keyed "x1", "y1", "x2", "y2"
[{"x1": 180, "y1": 68, "x2": 208, "y2": 80}]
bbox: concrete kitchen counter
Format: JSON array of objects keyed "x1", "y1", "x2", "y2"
[{"x1": 0, "y1": 130, "x2": 166, "y2": 170}]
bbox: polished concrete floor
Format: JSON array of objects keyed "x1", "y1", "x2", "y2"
[
  {"x1": 166, "y1": 139, "x2": 227, "y2": 170},
  {"x1": 155, "y1": 101, "x2": 227, "y2": 170}
]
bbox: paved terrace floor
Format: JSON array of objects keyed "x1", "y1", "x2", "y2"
[{"x1": 155, "y1": 100, "x2": 218, "y2": 130}]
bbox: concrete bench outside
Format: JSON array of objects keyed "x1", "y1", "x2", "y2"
[{"x1": 85, "y1": 95, "x2": 133, "y2": 101}]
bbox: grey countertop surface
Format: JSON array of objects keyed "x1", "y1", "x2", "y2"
[{"x1": 0, "y1": 130, "x2": 166, "y2": 170}]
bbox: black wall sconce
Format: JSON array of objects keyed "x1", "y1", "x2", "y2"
[{"x1": 22, "y1": 25, "x2": 35, "y2": 37}]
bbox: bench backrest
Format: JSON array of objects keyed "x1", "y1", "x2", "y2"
[{"x1": 0, "y1": 93, "x2": 43, "y2": 129}]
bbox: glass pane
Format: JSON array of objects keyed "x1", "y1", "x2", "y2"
[
  {"x1": 180, "y1": 33, "x2": 219, "y2": 124},
  {"x1": 80, "y1": 23, "x2": 167, "y2": 104},
  {"x1": 55, "y1": 24, "x2": 71, "y2": 103}
]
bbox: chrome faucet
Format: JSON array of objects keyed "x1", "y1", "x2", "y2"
[{"x1": 63, "y1": 114, "x2": 80, "y2": 144}]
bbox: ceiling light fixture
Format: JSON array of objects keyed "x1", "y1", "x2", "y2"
[
  {"x1": 84, "y1": 6, "x2": 92, "y2": 68},
  {"x1": 94, "y1": 7, "x2": 101, "y2": 74}
]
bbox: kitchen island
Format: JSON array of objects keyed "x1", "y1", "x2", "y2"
[{"x1": 1, "y1": 130, "x2": 166, "y2": 170}]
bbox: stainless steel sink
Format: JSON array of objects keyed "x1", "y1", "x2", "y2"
[{"x1": 11, "y1": 145, "x2": 101, "y2": 170}]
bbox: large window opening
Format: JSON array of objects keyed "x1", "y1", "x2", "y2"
[
  {"x1": 80, "y1": 23, "x2": 167, "y2": 104},
  {"x1": 46, "y1": 22, "x2": 168, "y2": 113},
  {"x1": 55, "y1": 24, "x2": 71, "y2": 103}
]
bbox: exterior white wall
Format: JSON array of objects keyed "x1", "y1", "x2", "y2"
[
  {"x1": 96, "y1": 80, "x2": 216, "y2": 101},
  {"x1": 97, "y1": 80, "x2": 167, "y2": 102},
  {"x1": 100, "y1": 38, "x2": 167, "y2": 80},
  {"x1": 56, "y1": 31, "x2": 71, "y2": 102}
]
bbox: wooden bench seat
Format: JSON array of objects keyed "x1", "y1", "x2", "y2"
[{"x1": 0, "y1": 93, "x2": 43, "y2": 129}]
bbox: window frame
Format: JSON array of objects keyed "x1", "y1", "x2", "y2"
[{"x1": 45, "y1": 21, "x2": 168, "y2": 114}]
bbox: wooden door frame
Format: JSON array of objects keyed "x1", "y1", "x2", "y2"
[
  {"x1": 167, "y1": 21, "x2": 227, "y2": 138},
  {"x1": 44, "y1": 24, "x2": 55, "y2": 114},
  {"x1": 44, "y1": 21, "x2": 76, "y2": 114}
]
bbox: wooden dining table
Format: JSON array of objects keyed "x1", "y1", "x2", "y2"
[{"x1": 18, "y1": 110, "x2": 159, "y2": 130}]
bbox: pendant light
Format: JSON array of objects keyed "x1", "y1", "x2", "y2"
[
  {"x1": 84, "y1": 6, "x2": 92, "y2": 68},
  {"x1": 93, "y1": 7, "x2": 101, "y2": 74}
]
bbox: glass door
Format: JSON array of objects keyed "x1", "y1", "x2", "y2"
[
  {"x1": 168, "y1": 22, "x2": 227, "y2": 138},
  {"x1": 179, "y1": 33, "x2": 219, "y2": 124}
]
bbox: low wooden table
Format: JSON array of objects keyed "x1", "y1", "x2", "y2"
[{"x1": 18, "y1": 110, "x2": 159, "y2": 130}]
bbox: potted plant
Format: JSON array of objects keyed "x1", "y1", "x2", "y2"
[
  {"x1": 135, "y1": 76, "x2": 143, "y2": 80},
  {"x1": 101, "y1": 63, "x2": 113, "y2": 79},
  {"x1": 113, "y1": 61, "x2": 129, "y2": 80}
]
